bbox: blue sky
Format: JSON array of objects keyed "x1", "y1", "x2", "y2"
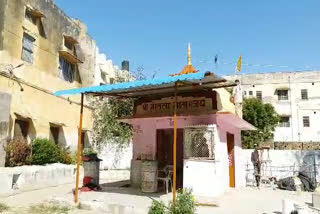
[{"x1": 55, "y1": 0, "x2": 320, "y2": 77}]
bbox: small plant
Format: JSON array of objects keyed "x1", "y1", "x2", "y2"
[
  {"x1": 31, "y1": 138, "x2": 60, "y2": 165},
  {"x1": 149, "y1": 200, "x2": 167, "y2": 214},
  {"x1": 5, "y1": 137, "x2": 32, "y2": 167},
  {"x1": 0, "y1": 202, "x2": 9, "y2": 212},
  {"x1": 169, "y1": 189, "x2": 196, "y2": 214},
  {"x1": 83, "y1": 148, "x2": 97, "y2": 156}
]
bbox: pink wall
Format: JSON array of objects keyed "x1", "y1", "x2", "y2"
[{"x1": 128, "y1": 114, "x2": 246, "y2": 188}]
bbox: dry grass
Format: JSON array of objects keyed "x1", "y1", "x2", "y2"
[
  {"x1": 0, "y1": 203, "x2": 9, "y2": 213},
  {"x1": 28, "y1": 202, "x2": 71, "y2": 214}
]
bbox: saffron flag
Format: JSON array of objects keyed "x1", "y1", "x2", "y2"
[{"x1": 237, "y1": 55, "x2": 242, "y2": 72}]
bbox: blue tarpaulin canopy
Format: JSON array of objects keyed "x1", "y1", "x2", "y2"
[{"x1": 54, "y1": 71, "x2": 235, "y2": 98}]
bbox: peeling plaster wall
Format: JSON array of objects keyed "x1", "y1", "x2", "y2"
[{"x1": 0, "y1": 0, "x2": 95, "y2": 151}]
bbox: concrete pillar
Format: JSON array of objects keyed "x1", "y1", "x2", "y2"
[{"x1": 0, "y1": 92, "x2": 11, "y2": 167}]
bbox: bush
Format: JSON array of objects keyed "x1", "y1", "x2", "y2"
[
  {"x1": 169, "y1": 189, "x2": 196, "y2": 214},
  {"x1": 149, "y1": 200, "x2": 166, "y2": 214},
  {"x1": 58, "y1": 147, "x2": 73, "y2": 165},
  {"x1": 5, "y1": 138, "x2": 32, "y2": 167},
  {"x1": 31, "y1": 138, "x2": 60, "y2": 165}
]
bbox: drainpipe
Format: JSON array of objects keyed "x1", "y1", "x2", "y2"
[{"x1": 288, "y1": 76, "x2": 294, "y2": 141}]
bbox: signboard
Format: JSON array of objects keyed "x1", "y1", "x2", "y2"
[{"x1": 135, "y1": 95, "x2": 216, "y2": 116}]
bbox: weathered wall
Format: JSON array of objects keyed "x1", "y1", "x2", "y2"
[
  {"x1": 0, "y1": 163, "x2": 83, "y2": 196},
  {"x1": 0, "y1": 93, "x2": 11, "y2": 167},
  {"x1": 0, "y1": 0, "x2": 96, "y2": 152},
  {"x1": 98, "y1": 143, "x2": 132, "y2": 170},
  {"x1": 225, "y1": 71, "x2": 320, "y2": 143},
  {"x1": 0, "y1": 75, "x2": 93, "y2": 150}
]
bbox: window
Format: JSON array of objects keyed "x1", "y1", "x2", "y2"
[
  {"x1": 301, "y1": 89, "x2": 308, "y2": 100},
  {"x1": 14, "y1": 119, "x2": 29, "y2": 139},
  {"x1": 109, "y1": 77, "x2": 115, "y2": 84},
  {"x1": 303, "y1": 116, "x2": 310, "y2": 127},
  {"x1": 249, "y1": 91, "x2": 253, "y2": 96},
  {"x1": 59, "y1": 56, "x2": 80, "y2": 83},
  {"x1": 279, "y1": 116, "x2": 290, "y2": 127},
  {"x1": 277, "y1": 90, "x2": 288, "y2": 100},
  {"x1": 256, "y1": 91, "x2": 262, "y2": 100},
  {"x1": 21, "y1": 33, "x2": 35, "y2": 64},
  {"x1": 244, "y1": 91, "x2": 247, "y2": 96},
  {"x1": 50, "y1": 126, "x2": 60, "y2": 145},
  {"x1": 25, "y1": 9, "x2": 37, "y2": 24}
]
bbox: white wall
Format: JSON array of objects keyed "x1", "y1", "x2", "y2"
[
  {"x1": 0, "y1": 164, "x2": 82, "y2": 196},
  {"x1": 225, "y1": 71, "x2": 320, "y2": 142},
  {"x1": 243, "y1": 149, "x2": 320, "y2": 182},
  {"x1": 98, "y1": 143, "x2": 132, "y2": 170}
]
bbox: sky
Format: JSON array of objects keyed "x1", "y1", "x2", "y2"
[{"x1": 55, "y1": 0, "x2": 320, "y2": 78}]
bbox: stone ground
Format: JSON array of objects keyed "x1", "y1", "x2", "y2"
[{"x1": 0, "y1": 170, "x2": 317, "y2": 214}]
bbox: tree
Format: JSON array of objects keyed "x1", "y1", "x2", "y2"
[
  {"x1": 90, "y1": 66, "x2": 147, "y2": 150},
  {"x1": 242, "y1": 98, "x2": 280, "y2": 149}
]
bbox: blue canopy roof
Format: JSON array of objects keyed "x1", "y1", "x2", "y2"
[{"x1": 54, "y1": 71, "x2": 233, "y2": 97}]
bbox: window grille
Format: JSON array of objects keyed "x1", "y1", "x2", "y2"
[
  {"x1": 256, "y1": 91, "x2": 262, "y2": 100},
  {"x1": 277, "y1": 90, "x2": 288, "y2": 100},
  {"x1": 303, "y1": 116, "x2": 310, "y2": 127},
  {"x1": 59, "y1": 56, "x2": 76, "y2": 83},
  {"x1": 184, "y1": 128, "x2": 214, "y2": 159},
  {"x1": 279, "y1": 116, "x2": 290, "y2": 127},
  {"x1": 249, "y1": 91, "x2": 253, "y2": 96},
  {"x1": 301, "y1": 89, "x2": 308, "y2": 100},
  {"x1": 21, "y1": 33, "x2": 35, "y2": 64}
]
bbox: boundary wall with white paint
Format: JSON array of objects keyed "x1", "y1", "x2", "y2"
[{"x1": 0, "y1": 163, "x2": 82, "y2": 196}]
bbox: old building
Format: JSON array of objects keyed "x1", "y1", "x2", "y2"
[
  {"x1": 0, "y1": 0, "x2": 100, "y2": 166},
  {"x1": 225, "y1": 71, "x2": 320, "y2": 144}
]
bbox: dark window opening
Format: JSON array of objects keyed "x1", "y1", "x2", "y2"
[
  {"x1": 279, "y1": 116, "x2": 290, "y2": 127},
  {"x1": 256, "y1": 91, "x2": 262, "y2": 100},
  {"x1": 50, "y1": 126, "x2": 60, "y2": 144},
  {"x1": 109, "y1": 77, "x2": 115, "y2": 84},
  {"x1": 25, "y1": 9, "x2": 37, "y2": 24},
  {"x1": 303, "y1": 116, "x2": 310, "y2": 127},
  {"x1": 59, "y1": 56, "x2": 80, "y2": 83},
  {"x1": 301, "y1": 89, "x2": 308, "y2": 100},
  {"x1": 64, "y1": 40, "x2": 74, "y2": 51},
  {"x1": 244, "y1": 91, "x2": 247, "y2": 95},
  {"x1": 249, "y1": 91, "x2": 253, "y2": 96},
  {"x1": 14, "y1": 119, "x2": 29, "y2": 139},
  {"x1": 21, "y1": 33, "x2": 35, "y2": 64},
  {"x1": 277, "y1": 90, "x2": 288, "y2": 100}
]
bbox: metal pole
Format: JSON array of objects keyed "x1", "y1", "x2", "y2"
[
  {"x1": 173, "y1": 82, "x2": 178, "y2": 203},
  {"x1": 75, "y1": 93, "x2": 84, "y2": 203},
  {"x1": 314, "y1": 154, "x2": 317, "y2": 185}
]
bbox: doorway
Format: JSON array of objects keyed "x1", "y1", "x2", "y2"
[
  {"x1": 156, "y1": 129, "x2": 184, "y2": 189},
  {"x1": 227, "y1": 132, "x2": 235, "y2": 188}
]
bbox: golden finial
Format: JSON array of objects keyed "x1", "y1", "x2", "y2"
[{"x1": 188, "y1": 43, "x2": 192, "y2": 65}]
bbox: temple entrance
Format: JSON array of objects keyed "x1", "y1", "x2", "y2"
[
  {"x1": 227, "y1": 132, "x2": 235, "y2": 188},
  {"x1": 156, "y1": 129, "x2": 184, "y2": 189}
]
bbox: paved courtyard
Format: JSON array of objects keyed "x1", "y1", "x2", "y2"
[{"x1": 0, "y1": 171, "x2": 317, "y2": 213}]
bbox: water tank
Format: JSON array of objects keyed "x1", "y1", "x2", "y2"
[{"x1": 121, "y1": 60, "x2": 129, "y2": 72}]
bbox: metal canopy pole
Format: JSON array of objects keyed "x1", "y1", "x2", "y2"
[
  {"x1": 173, "y1": 82, "x2": 178, "y2": 203},
  {"x1": 75, "y1": 93, "x2": 84, "y2": 203}
]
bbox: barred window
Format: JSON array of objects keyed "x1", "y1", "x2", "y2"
[
  {"x1": 25, "y1": 9, "x2": 37, "y2": 24},
  {"x1": 256, "y1": 91, "x2": 262, "y2": 100},
  {"x1": 277, "y1": 90, "x2": 288, "y2": 100},
  {"x1": 184, "y1": 129, "x2": 214, "y2": 159},
  {"x1": 301, "y1": 89, "x2": 308, "y2": 100},
  {"x1": 279, "y1": 116, "x2": 290, "y2": 127},
  {"x1": 249, "y1": 91, "x2": 253, "y2": 96},
  {"x1": 303, "y1": 116, "x2": 310, "y2": 127},
  {"x1": 21, "y1": 33, "x2": 35, "y2": 64},
  {"x1": 59, "y1": 56, "x2": 80, "y2": 83}
]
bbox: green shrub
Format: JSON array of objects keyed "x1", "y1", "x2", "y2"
[
  {"x1": 169, "y1": 189, "x2": 196, "y2": 214},
  {"x1": 149, "y1": 200, "x2": 166, "y2": 214},
  {"x1": 5, "y1": 138, "x2": 32, "y2": 167},
  {"x1": 31, "y1": 138, "x2": 60, "y2": 165},
  {"x1": 58, "y1": 147, "x2": 73, "y2": 165}
]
